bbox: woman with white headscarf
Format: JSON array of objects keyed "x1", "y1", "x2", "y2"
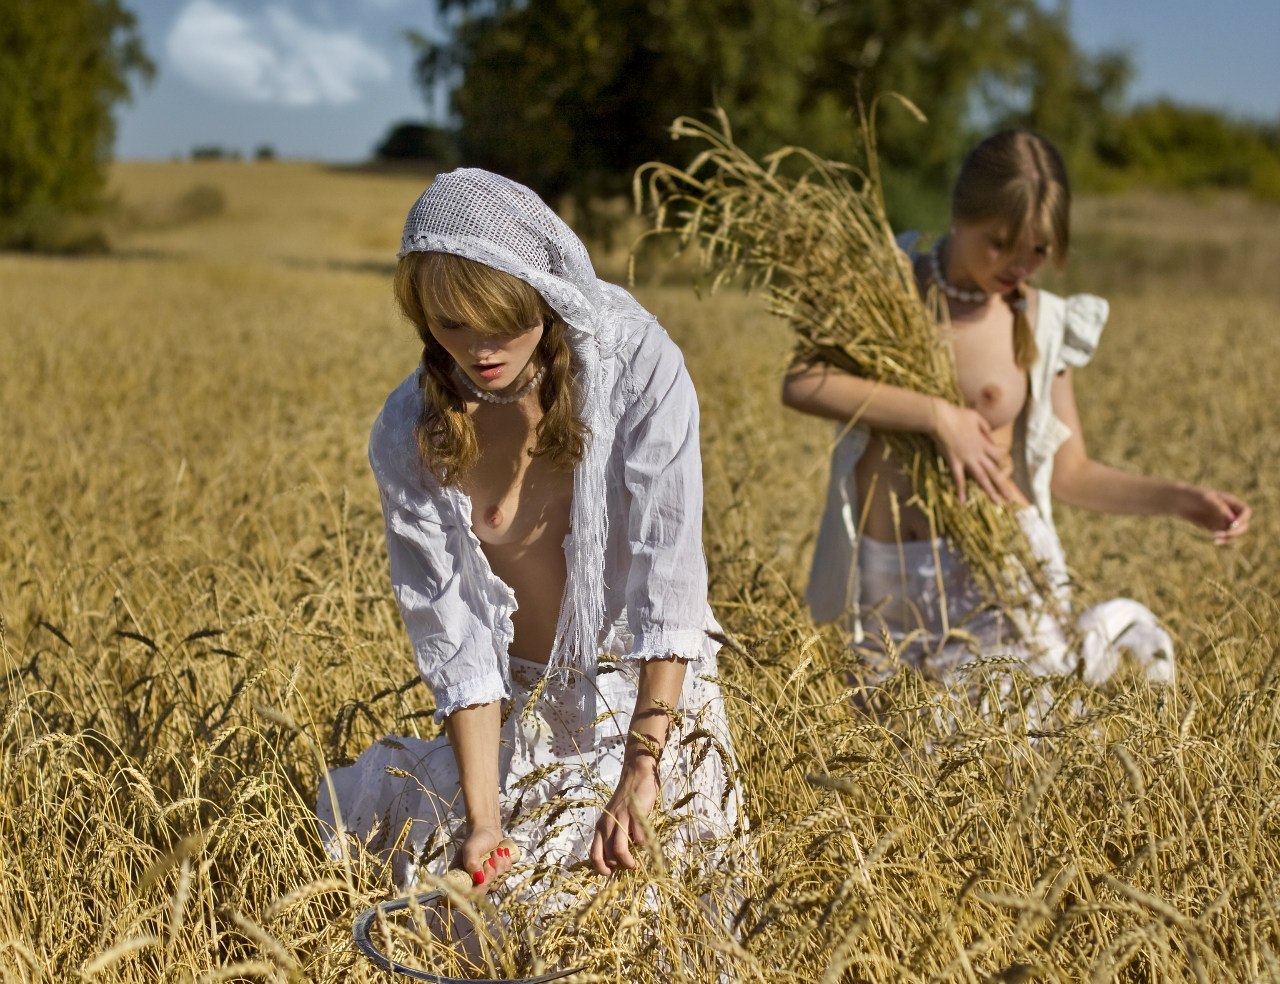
[{"x1": 317, "y1": 169, "x2": 741, "y2": 895}]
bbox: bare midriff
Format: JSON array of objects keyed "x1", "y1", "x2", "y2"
[
  {"x1": 459, "y1": 399, "x2": 574, "y2": 664},
  {"x1": 855, "y1": 423, "x2": 1024, "y2": 542},
  {"x1": 856, "y1": 271, "x2": 1035, "y2": 543}
]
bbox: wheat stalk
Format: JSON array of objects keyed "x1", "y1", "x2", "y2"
[{"x1": 635, "y1": 105, "x2": 1056, "y2": 613}]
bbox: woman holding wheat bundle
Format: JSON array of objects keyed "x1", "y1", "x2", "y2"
[
  {"x1": 783, "y1": 129, "x2": 1251, "y2": 685},
  {"x1": 316, "y1": 169, "x2": 740, "y2": 899}
]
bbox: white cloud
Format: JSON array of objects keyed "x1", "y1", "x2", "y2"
[{"x1": 166, "y1": 0, "x2": 392, "y2": 107}]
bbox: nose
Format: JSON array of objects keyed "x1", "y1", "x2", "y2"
[
  {"x1": 466, "y1": 332, "x2": 497, "y2": 359},
  {"x1": 1009, "y1": 244, "x2": 1041, "y2": 280}
]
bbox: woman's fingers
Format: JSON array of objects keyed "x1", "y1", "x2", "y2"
[
  {"x1": 1195, "y1": 489, "x2": 1251, "y2": 544},
  {"x1": 589, "y1": 827, "x2": 610, "y2": 875},
  {"x1": 591, "y1": 805, "x2": 644, "y2": 876},
  {"x1": 972, "y1": 468, "x2": 1000, "y2": 503},
  {"x1": 948, "y1": 454, "x2": 967, "y2": 504},
  {"x1": 1213, "y1": 495, "x2": 1252, "y2": 544},
  {"x1": 1223, "y1": 494, "x2": 1251, "y2": 529},
  {"x1": 458, "y1": 829, "x2": 513, "y2": 892},
  {"x1": 990, "y1": 468, "x2": 1021, "y2": 503},
  {"x1": 609, "y1": 822, "x2": 639, "y2": 871},
  {"x1": 940, "y1": 407, "x2": 1016, "y2": 506},
  {"x1": 967, "y1": 451, "x2": 1006, "y2": 504}
]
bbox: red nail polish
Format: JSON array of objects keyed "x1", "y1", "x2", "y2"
[
  {"x1": 487, "y1": 857, "x2": 496, "y2": 868},
  {"x1": 473, "y1": 870, "x2": 485, "y2": 886}
]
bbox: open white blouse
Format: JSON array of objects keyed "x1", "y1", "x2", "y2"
[
  {"x1": 370, "y1": 300, "x2": 719, "y2": 723},
  {"x1": 805, "y1": 278, "x2": 1110, "y2": 631}
]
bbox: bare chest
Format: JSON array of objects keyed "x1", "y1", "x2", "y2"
[
  {"x1": 459, "y1": 406, "x2": 574, "y2": 548},
  {"x1": 946, "y1": 311, "x2": 1028, "y2": 430}
]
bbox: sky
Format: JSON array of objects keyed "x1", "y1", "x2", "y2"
[{"x1": 114, "y1": 0, "x2": 1280, "y2": 163}]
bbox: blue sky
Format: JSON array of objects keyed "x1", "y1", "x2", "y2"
[{"x1": 115, "y1": 0, "x2": 1280, "y2": 162}]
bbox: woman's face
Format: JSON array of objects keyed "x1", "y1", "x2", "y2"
[
  {"x1": 428, "y1": 315, "x2": 546, "y2": 397},
  {"x1": 949, "y1": 214, "x2": 1051, "y2": 295}
]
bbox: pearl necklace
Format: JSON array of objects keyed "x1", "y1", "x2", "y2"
[
  {"x1": 930, "y1": 237, "x2": 987, "y2": 305},
  {"x1": 452, "y1": 364, "x2": 544, "y2": 404}
]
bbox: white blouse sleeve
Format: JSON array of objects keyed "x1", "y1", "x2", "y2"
[
  {"x1": 370, "y1": 384, "x2": 509, "y2": 722},
  {"x1": 617, "y1": 327, "x2": 712, "y2": 663},
  {"x1": 1056, "y1": 294, "x2": 1109, "y2": 373}
]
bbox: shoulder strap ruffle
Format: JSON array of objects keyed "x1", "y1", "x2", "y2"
[
  {"x1": 1059, "y1": 294, "x2": 1109, "y2": 371},
  {"x1": 894, "y1": 230, "x2": 922, "y2": 254}
]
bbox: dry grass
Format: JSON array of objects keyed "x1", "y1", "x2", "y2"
[
  {"x1": 636, "y1": 111, "x2": 1054, "y2": 611},
  {"x1": 0, "y1": 159, "x2": 1276, "y2": 982}
]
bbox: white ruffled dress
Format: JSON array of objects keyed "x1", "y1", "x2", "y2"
[{"x1": 805, "y1": 282, "x2": 1176, "y2": 687}]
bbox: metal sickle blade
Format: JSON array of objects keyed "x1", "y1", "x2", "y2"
[{"x1": 351, "y1": 889, "x2": 583, "y2": 983}]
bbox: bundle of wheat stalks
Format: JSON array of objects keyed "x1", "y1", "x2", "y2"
[{"x1": 635, "y1": 107, "x2": 1055, "y2": 625}]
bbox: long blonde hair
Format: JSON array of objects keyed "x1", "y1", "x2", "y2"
[
  {"x1": 951, "y1": 129, "x2": 1070, "y2": 370},
  {"x1": 393, "y1": 251, "x2": 587, "y2": 484}
]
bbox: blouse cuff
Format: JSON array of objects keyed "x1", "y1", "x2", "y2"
[
  {"x1": 627, "y1": 626, "x2": 711, "y2": 664},
  {"x1": 430, "y1": 670, "x2": 509, "y2": 724}
]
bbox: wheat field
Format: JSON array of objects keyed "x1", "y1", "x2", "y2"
[{"x1": 0, "y1": 160, "x2": 1277, "y2": 982}]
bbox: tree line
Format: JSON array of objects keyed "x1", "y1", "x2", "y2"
[
  {"x1": 4, "y1": 0, "x2": 1279, "y2": 253},
  {"x1": 0, "y1": 0, "x2": 152, "y2": 251},
  {"x1": 402, "y1": 0, "x2": 1280, "y2": 220}
]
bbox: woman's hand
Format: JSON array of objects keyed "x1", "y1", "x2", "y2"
[
  {"x1": 931, "y1": 400, "x2": 1011, "y2": 505},
  {"x1": 1178, "y1": 487, "x2": 1252, "y2": 545},
  {"x1": 590, "y1": 759, "x2": 660, "y2": 876},
  {"x1": 457, "y1": 822, "x2": 514, "y2": 893}
]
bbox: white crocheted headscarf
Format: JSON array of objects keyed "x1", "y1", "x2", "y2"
[{"x1": 398, "y1": 168, "x2": 616, "y2": 685}]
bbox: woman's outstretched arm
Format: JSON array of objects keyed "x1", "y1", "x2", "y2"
[
  {"x1": 444, "y1": 701, "x2": 514, "y2": 891},
  {"x1": 781, "y1": 361, "x2": 1012, "y2": 504},
  {"x1": 590, "y1": 655, "x2": 687, "y2": 875},
  {"x1": 1049, "y1": 368, "x2": 1251, "y2": 544}
]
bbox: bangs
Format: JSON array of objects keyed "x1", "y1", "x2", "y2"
[
  {"x1": 952, "y1": 129, "x2": 1070, "y2": 266},
  {"x1": 989, "y1": 183, "x2": 1068, "y2": 262},
  {"x1": 400, "y1": 251, "x2": 548, "y2": 338},
  {"x1": 991, "y1": 185, "x2": 1034, "y2": 253}
]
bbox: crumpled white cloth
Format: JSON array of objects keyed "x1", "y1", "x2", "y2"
[
  {"x1": 854, "y1": 507, "x2": 1174, "y2": 687},
  {"x1": 396, "y1": 168, "x2": 618, "y2": 694},
  {"x1": 316, "y1": 655, "x2": 743, "y2": 891}
]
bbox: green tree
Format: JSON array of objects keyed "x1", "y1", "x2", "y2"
[
  {"x1": 989, "y1": 4, "x2": 1131, "y2": 183},
  {"x1": 1103, "y1": 100, "x2": 1280, "y2": 199},
  {"x1": 375, "y1": 121, "x2": 459, "y2": 167},
  {"x1": 411, "y1": 0, "x2": 822, "y2": 201},
  {"x1": 410, "y1": 0, "x2": 1131, "y2": 214},
  {"x1": 0, "y1": 0, "x2": 154, "y2": 249}
]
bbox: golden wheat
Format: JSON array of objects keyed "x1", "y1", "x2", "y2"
[
  {"x1": 0, "y1": 159, "x2": 1275, "y2": 982},
  {"x1": 635, "y1": 109, "x2": 1058, "y2": 613}
]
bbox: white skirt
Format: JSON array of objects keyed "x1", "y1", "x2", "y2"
[
  {"x1": 855, "y1": 508, "x2": 1175, "y2": 686},
  {"x1": 316, "y1": 654, "x2": 743, "y2": 890}
]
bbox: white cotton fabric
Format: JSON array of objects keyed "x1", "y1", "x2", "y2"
[
  {"x1": 806, "y1": 280, "x2": 1108, "y2": 632},
  {"x1": 804, "y1": 239, "x2": 1173, "y2": 684},
  {"x1": 855, "y1": 509, "x2": 1174, "y2": 686},
  {"x1": 318, "y1": 656, "x2": 741, "y2": 890},
  {"x1": 317, "y1": 168, "x2": 744, "y2": 888},
  {"x1": 397, "y1": 168, "x2": 615, "y2": 697},
  {"x1": 370, "y1": 294, "x2": 719, "y2": 725},
  {"x1": 380, "y1": 168, "x2": 719, "y2": 722}
]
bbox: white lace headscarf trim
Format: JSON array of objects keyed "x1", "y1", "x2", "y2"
[{"x1": 398, "y1": 168, "x2": 616, "y2": 686}]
